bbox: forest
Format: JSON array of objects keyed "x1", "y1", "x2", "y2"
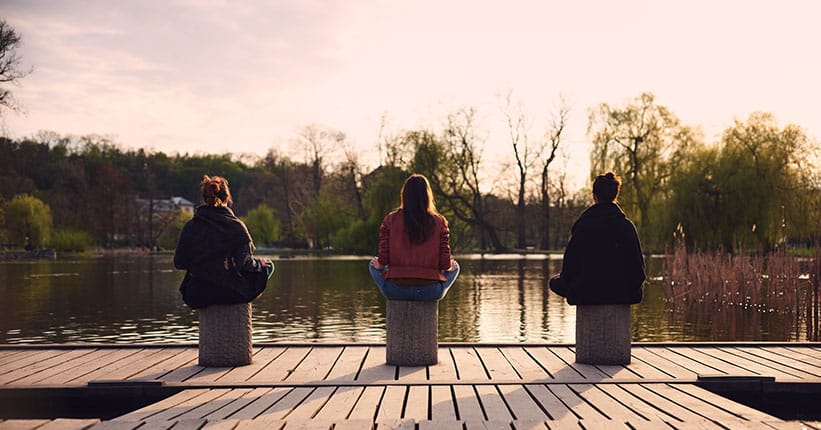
[{"x1": 1, "y1": 93, "x2": 819, "y2": 255}]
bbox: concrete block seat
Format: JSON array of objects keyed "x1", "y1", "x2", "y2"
[
  {"x1": 198, "y1": 302, "x2": 253, "y2": 367},
  {"x1": 575, "y1": 304, "x2": 632, "y2": 365},
  {"x1": 386, "y1": 300, "x2": 439, "y2": 366}
]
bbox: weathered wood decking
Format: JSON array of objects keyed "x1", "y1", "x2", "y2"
[{"x1": 1, "y1": 343, "x2": 821, "y2": 429}]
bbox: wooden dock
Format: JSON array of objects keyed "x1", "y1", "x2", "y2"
[{"x1": 1, "y1": 343, "x2": 820, "y2": 429}]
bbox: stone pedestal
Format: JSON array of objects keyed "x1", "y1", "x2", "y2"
[
  {"x1": 575, "y1": 304, "x2": 631, "y2": 365},
  {"x1": 198, "y1": 302, "x2": 253, "y2": 367},
  {"x1": 386, "y1": 300, "x2": 438, "y2": 366}
]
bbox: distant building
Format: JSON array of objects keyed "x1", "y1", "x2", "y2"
[{"x1": 135, "y1": 196, "x2": 195, "y2": 215}]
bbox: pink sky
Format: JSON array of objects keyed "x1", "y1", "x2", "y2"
[{"x1": 3, "y1": 0, "x2": 820, "y2": 191}]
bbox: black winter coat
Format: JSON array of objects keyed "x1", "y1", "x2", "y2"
[
  {"x1": 174, "y1": 205, "x2": 269, "y2": 309},
  {"x1": 550, "y1": 202, "x2": 645, "y2": 305}
]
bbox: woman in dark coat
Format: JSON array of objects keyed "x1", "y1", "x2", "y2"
[
  {"x1": 174, "y1": 175, "x2": 273, "y2": 309},
  {"x1": 549, "y1": 172, "x2": 645, "y2": 305}
]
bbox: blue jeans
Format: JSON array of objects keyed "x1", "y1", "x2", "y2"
[{"x1": 369, "y1": 261, "x2": 460, "y2": 301}]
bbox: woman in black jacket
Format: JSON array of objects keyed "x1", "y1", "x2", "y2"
[
  {"x1": 549, "y1": 172, "x2": 645, "y2": 305},
  {"x1": 174, "y1": 175, "x2": 273, "y2": 309}
]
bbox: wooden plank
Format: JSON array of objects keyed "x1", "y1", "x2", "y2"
[
  {"x1": 706, "y1": 346, "x2": 801, "y2": 379},
  {"x1": 759, "y1": 347, "x2": 821, "y2": 373},
  {"x1": 418, "y1": 420, "x2": 462, "y2": 430},
  {"x1": 347, "y1": 386, "x2": 384, "y2": 421},
  {"x1": 522, "y1": 347, "x2": 578, "y2": 381},
  {"x1": 324, "y1": 346, "x2": 368, "y2": 382},
  {"x1": 234, "y1": 417, "x2": 286, "y2": 430},
  {"x1": 566, "y1": 383, "x2": 641, "y2": 422},
  {"x1": 0, "y1": 349, "x2": 99, "y2": 385},
  {"x1": 644, "y1": 347, "x2": 727, "y2": 377},
  {"x1": 0, "y1": 349, "x2": 81, "y2": 376},
  {"x1": 397, "y1": 365, "x2": 427, "y2": 382},
  {"x1": 617, "y1": 353, "x2": 671, "y2": 380},
  {"x1": 725, "y1": 346, "x2": 821, "y2": 379},
  {"x1": 166, "y1": 418, "x2": 205, "y2": 430},
  {"x1": 84, "y1": 420, "x2": 145, "y2": 430},
  {"x1": 330, "y1": 419, "x2": 374, "y2": 430},
  {"x1": 200, "y1": 419, "x2": 240, "y2": 430},
  {"x1": 499, "y1": 347, "x2": 551, "y2": 381},
  {"x1": 8, "y1": 349, "x2": 127, "y2": 385},
  {"x1": 497, "y1": 384, "x2": 548, "y2": 421},
  {"x1": 522, "y1": 384, "x2": 573, "y2": 421},
  {"x1": 90, "y1": 347, "x2": 187, "y2": 381},
  {"x1": 144, "y1": 388, "x2": 228, "y2": 423},
  {"x1": 640, "y1": 383, "x2": 745, "y2": 424},
  {"x1": 452, "y1": 385, "x2": 484, "y2": 421},
  {"x1": 671, "y1": 347, "x2": 760, "y2": 377},
  {"x1": 313, "y1": 386, "x2": 364, "y2": 421},
  {"x1": 129, "y1": 347, "x2": 197, "y2": 381},
  {"x1": 548, "y1": 347, "x2": 609, "y2": 380},
  {"x1": 616, "y1": 383, "x2": 718, "y2": 425},
  {"x1": 450, "y1": 347, "x2": 489, "y2": 381},
  {"x1": 21, "y1": 420, "x2": 101, "y2": 430},
  {"x1": 249, "y1": 347, "x2": 312, "y2": 383},
  {"x1": 54, "y1": 348, "x2": 146, "y2": 385},
  {"x1": 780, "y1": 346, "x2": 821, "y2": 366},
  {"x1": 217, "y1": 347, "x2": 287, "y2": 383},
  {"x1": 474, "y1": 385, "x2": 513, "y2": 422},
  {"x1": 403, "y1": 385, "x2": 429, "y2": 421},
  {"x1": 0, "y1": 420, "x2": 52, "y2": 430},
  {"x1": 545, "y1": 384, "x2": 603, "y2": 421},
  {"x1": 114, "y1": 389, "x2": 209, "y2": 421},
  {"x1": 586, "y1": 363, "x2": 640, "y2": 380},
  {"x1": 510, "y1": 420, "x2": 550, "y2": 429},
  {"x1": 430, "y1": 385, "x2": 456, "y2": 420},
  {"x1": 630, "y1": 347, "x2": 697, "y2": 380},
  {"x1": 287, "y1": 347, "x2": 344, "y2": 383},
  {"x1": 374, "y1": 419, "x2": 415, "y2": 430},
  {"x1": 356, "y1": 346, "x2": 396, "y2": 384},
  {"x1": 253, "y1": 386, "x2": 315, "y2": 421},
  {"x1": 229, "y1": 387, "x2": 293, "y2": 420},
  {"x1": 79, "y1": 348, "x2": 162, "y2": 382},
  {"x1": 285, "y1": 386, "x2": 336, "y2": 421},
  {"x1": 205, "y1": 387, "x2": 271, "y2": 420},
  {"x1": 375, "y1": 385, "x2": 406, "y2": 422},
  {"x1": 672, "y1": 383, "x2": 784, "y2": 422},
  {"x1": 174, "y1": 388, "x2": 247, "y2": 421},
  {"x1": 476, "y1": 347, "x2": 520, "y2": 381},
  {"x1": 427, "y1": 347, "x2": 458, "y2": 381},
  {"x1": 184, "y1": 364, "x2": 234, "y2": 384}
]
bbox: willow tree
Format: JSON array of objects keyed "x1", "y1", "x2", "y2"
[{"x1": 588, "y1": 93, "x2": 698, "y2": 244}]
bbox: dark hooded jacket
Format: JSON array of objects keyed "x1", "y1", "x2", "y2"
[
  {"x1": 174, "y1": 205, "x2": 269, "y2": 309},
  {"x1": 550, "y1": 202, "x2": 645, "y2": 305}
]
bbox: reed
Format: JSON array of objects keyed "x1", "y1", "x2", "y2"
[{"x1": 662, "y1": 241, "x2": 820, "y2": 341}]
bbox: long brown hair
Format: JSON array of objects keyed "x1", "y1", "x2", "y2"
[
  {"x1": 400, "y1": 174, "x2": 439, "y2": 244},
  {"x1": 200, "y1": 175, "x2": 233, "y2": 207}
]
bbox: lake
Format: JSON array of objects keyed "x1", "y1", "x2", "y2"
[{"x1": 0, "y1": 254, "x2": 811, "y2": 344}]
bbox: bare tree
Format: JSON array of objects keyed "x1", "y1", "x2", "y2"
[
  {"x1": 340, "y1": 140, "x2": 366, "y2": 221},
  {"x1": 298, "y1": 124, "x2": 345, "y2": 196},
  {"x1": 539, "y1": 98, "x2": 570, "y2": 250},
  {"x1": 0, "y1": 20, "x2": 31, "y2": 117},
  {"x1": 501, "y1": 90, "x2": 534, "y2": 250}
]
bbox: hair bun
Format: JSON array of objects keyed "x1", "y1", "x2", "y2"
[{"x1": 605, "y1": 172, "x2": 615, "y2": 180}]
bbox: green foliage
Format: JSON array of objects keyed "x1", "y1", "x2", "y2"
[
  {"x1": 156, "y1": 210, "x2": 191, "y2": 250},
  {"x1": 3, "y1": 194, "x2": 53, "y2": 247},
  {"x1": 331, "y1": 218, "x2": 381, "y2": 253},
  {"x1": 51, "y1": 228, "x2": 93, "y2": 252},
  {"x1": 244, "y1": 204, "x2": 281, "y2": 246},
  {"x1": 588, "y1": 92, "x2": 700, "y2": 249},
  {"x1": 667, "y1": 113, "x2": 817, "y2": 252}
]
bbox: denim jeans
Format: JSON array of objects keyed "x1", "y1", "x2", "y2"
[{"x1": 369, "y1": 261, "x2": 460, "y2": 301}]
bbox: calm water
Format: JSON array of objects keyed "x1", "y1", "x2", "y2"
[{"x1": 0, "y1": 254, "x2": 809, "y2": 344}]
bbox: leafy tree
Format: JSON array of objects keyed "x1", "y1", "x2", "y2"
[
  {"x1": 4, "y1": 194, "x2": 52, "y2": 248},
  {"x1": 156, "y1": 210, "x2": 191, "y2": 250},
  {"x1": 0, "y1": 20, "x2": 31, "y2": 117},
  {"x1": 51, "y1": 227, "x2": 93, "y2": 252},
  {"x1": 667, "y1": 113, "x2": 817, "y2": 252},
  {"x1": 244, "y1": 204, "x2": 281, "y2": 246},
  {"x1": 588, "y1": 93, "x2": 699, "y2": 246}
]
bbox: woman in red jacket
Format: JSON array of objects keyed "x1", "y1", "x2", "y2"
[{"x1": 369, "y1": 174, "x2": 459, "y2": 301}]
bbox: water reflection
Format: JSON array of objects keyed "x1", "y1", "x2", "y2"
[{"x1": 0, "y1": 254, "x2": 811, "y2": 344}]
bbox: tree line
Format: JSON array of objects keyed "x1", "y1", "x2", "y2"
[{"x1": 1, "y1": 93, "x2": 819, "y2": 254}]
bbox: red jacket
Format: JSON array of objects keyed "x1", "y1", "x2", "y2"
[{"x1": 377, "y1": 209, "x2": 451, "y2": 281}]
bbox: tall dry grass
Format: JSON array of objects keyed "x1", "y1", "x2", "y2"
[{"x1": 662, "y1": 241, "x2": 820, "y2": 341}]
